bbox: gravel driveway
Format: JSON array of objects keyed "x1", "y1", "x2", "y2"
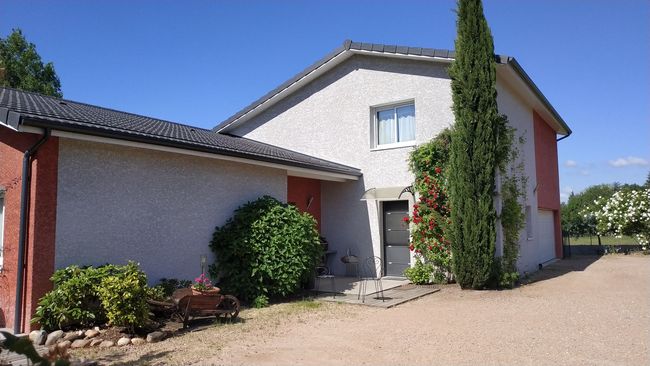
[
  {"x1": 78, "y1": 255, "x2": 649, "y2": 365},
  {"x1": 212, "y1": 255, "x2": 649, "y2": 366}
]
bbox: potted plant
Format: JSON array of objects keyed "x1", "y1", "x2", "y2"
[{"x1": 191, "y1": 273, "x2": 220, "y2": 296}]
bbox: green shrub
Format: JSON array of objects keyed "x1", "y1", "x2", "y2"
[
  {"x1": 404, "y1": 259, "x2": 433, "y2": 285},
  {"x1": 252, "y1": 294, "x2": 269, "y2": 308},
  {"x1": 33, "y1": 264, "x2": 121, "y2": 330},
  {"x1": 97, "y1": 262, "x2": 150, "y2": 331},
  {"x1": 33, "y1": 262, "x2": 152, "y2": 331},
  {"x1": 209, "y1": 196, "x2": 322, "y2": 302},
  {"x1": 498, "y1": 271, "x2": 520, "y2": 289},
  {"x1": 154, "y1": 278, "x2": 192, "y2": 297}
]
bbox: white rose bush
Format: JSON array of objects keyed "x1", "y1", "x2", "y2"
[{"x1": 591, "y1": 188, "x2": 650, "y2": 249}]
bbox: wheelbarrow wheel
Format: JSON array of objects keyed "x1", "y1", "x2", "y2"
[{"x1": 217, "y1": 295, "x2": 240, "y2": 319}]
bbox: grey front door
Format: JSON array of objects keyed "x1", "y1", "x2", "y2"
[{"x1": 383, "y1": 200, "x2": 410, "y2": 277}]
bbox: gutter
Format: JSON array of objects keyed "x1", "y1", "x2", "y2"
[{"x1": 14, "y1": 127, "x2": 51, "y2": 334}]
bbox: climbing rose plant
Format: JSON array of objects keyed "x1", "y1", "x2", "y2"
[
  {"x1": 405, "y1": 130, "x2": 453, "y2": 283},
  {"x1": 591, "y1": 188, "x2": 650, "y2": 249}
]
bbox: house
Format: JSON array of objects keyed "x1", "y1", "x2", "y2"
[{"x1": 0, "y1": 40, "x2": 570, "y2": 332}]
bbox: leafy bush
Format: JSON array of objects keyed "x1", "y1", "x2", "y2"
[
  {"x1": 33, "y1": 264, "x2": 121, "y2": 330},
  {"x1": 252, "y1": 294, "x2": 269, "y2": 308},
  {"x1": 592, "y1": 188, "x2": 650, "y2": 249},
  {"x1": 33, "y1": 262, "x2": 152, "y2": 331},
  {"x1": 97, "y1": 262, "x2": 150, "y2": 331},
  {"x1": 498, "y1": 270, "x2": 519, "y2": 289},
  {"x1": 403, "y1": 259, "x2": 433, "y2": 285},
  {"x1": 209, "y1": 196, "x2": 322, "y2": 302}
]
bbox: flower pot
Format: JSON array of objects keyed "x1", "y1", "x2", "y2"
[{"x1": 191, "y1": 287, "x2": 220, "y2": 296}]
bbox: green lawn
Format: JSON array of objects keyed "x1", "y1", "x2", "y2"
[{"x1": 565, "y1": 236, "x2": 639, "y2": 245}]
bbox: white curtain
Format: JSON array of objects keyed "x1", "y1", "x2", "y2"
[
  {"x1": 377, "y1": 109, "x2": 396, "y2": 145},
  {"x1": 397, "y1": 105, "x2": 415, "y2": 142}
]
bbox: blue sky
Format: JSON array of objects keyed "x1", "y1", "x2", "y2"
[{"x1": 1, "y1": 0, "x2": 648, "y2": 199}]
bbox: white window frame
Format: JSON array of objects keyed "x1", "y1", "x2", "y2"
[
  {"x1": 0, "y1": 190, "x2": 5, "y2": 271},
  {"x1": 371, "y1": 101, "x2": 416, "y2": 151}
]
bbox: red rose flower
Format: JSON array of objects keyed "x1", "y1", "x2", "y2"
[
  {"x1": 435, "y1": 167, "x2": 442, "y2": 174},
  {"x1": 409, "y1": 244, "x2": 414, "y2": 251}
]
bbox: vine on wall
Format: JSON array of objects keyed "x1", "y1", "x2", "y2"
[
  {"x1": 405, "y1": 129, "x2": 453, "y2": 283},
  {"x1": 406, "y1": 127, "x2": 527, "y2": 288}
]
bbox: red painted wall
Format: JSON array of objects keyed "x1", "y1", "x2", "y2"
[
  {"x1": 533, "y1": 111, "x2": 562, "y2": 258},
  {"x1": 0, "y1": 127, "x2": 58, "y2": 331},
  {"x1": 287, "y1": 176, "x2": 321, "y2": 232}
]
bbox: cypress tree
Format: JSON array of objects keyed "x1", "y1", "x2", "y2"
[{"x1": 448, "y1": 0, "x2": 501, "y2": 289}]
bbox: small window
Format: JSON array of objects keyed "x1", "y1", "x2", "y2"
[
  {"x1": 0, "y1": 192, "x2": 4, "y2": 270},
  {"x1": 374, "y1": 103, "x2": 415, "y2": 147},
  {"x1": 525, "y1": 205, "x2": 533, "y2": 239}
]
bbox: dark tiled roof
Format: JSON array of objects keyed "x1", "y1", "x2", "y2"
[
  {"x1": 213, "y1": 40, "x2": 571, "y2": 137},
  {"x1": 348, "y1": 41, "x2": 456, "y2": 59},
  {"x1": 0, "y1": 87, "x2": 361, "y2": 177}
]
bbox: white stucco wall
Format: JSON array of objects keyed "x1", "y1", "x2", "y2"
[
  {"x1": 231, "y1": 54, "x2": 547, "y2": 276},
  {"x1": 496, "y1": 80, "x2": 541, "y2": 274},
  {"x1": 54, "y1": 138, "x2": 287, "y2": 283},
  {"x1": 232, "y1": 55, "x2": 455, "y2": 274}
]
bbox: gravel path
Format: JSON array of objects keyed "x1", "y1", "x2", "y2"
[
  {"x1": 211, "y1": 255, "x2": 649, "y2": 366},
  {"x1": 75, "y1": 255, "x2": 649, "y2": 365}
]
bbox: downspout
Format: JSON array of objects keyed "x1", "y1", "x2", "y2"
[{"x1": 14, "y1": 127, "x2": 51, "y2": 334}]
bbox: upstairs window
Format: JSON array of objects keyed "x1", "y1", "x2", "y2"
[{"x1": 374, "y1": 103, "x2": 416, "y2": 148}]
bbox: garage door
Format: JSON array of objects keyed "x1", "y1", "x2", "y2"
[{"x1": 537, "y1": 210, "x2": 556, "y2": 264}]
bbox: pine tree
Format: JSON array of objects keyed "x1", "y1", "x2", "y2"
[{"x1": 448, "y1": 0, "x2": 501, "y2": 289}]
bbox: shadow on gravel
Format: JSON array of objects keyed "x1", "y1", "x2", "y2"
[
  {"x1": 521, "y1": 255, "x2": 602, "y2": 285},
  {"x1": 89, "y1": 350, "x2": 173, "y2": 366}
]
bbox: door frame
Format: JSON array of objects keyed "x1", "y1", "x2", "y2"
[{"x1": 379, "y1": 199, "x2": 411, "y2": 278}]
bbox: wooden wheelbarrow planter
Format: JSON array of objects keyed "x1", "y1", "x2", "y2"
[{"x1": 148, "y1": 288, "x2": 240, "y2": 328}]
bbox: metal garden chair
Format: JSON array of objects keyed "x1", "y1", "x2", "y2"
[
  {"x1": 315, "y1": 265, "x2": 336, "y2": 298},
  {"x1": 358, "y1": 256, "x2": 385, "y2": 303}
]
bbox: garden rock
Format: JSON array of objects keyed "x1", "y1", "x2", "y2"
[
  {"x1": 29, "y1": 330, "x2": 47, "y2": 345},
  {"x1": 63, "y1": 331, "x2": 83, "y2": 342},
  {"x1": 131, "y1": 337, "x2": 146, "y2": 346},
  {"x1": 146, "y1": 331, "x2": 166, "y2": 343},
  {"x1": 90, "y1": 338, "x2": 103, "y2": 347},
  {"x1": 45, "y1": 330, "x2": 64, "y2": 346},
  {"x1": 99, "y1": 340, "x2": 115, "y2": 348},
  {"x1": 71, "y1": 339, "x2": 91, "y2": 349},
  {"x1": 84, "y1": 329, "x2": 100, "y2": 338},
  {"x1": 57, "y1": 340, "x2": 71, "y2": 351},
  {"x1": 117, "y1": 337, "x2": 131, "y2": 346}
]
